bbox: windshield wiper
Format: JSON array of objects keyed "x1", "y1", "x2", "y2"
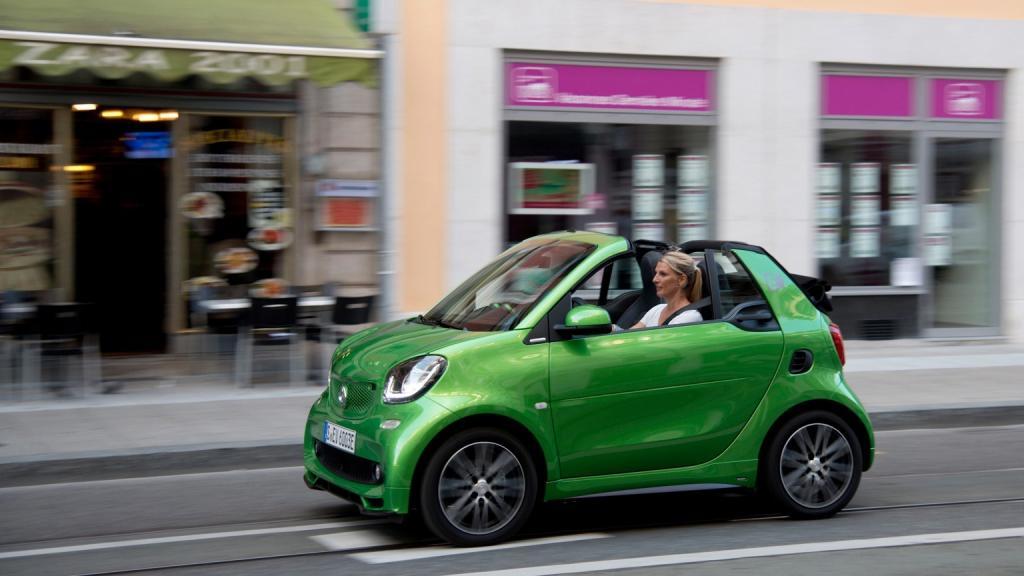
[{"x1": 417, "y1": 314, "x2": 461, "y2": 330}]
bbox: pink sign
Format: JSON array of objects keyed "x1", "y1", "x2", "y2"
[
  {"x1": 931, "y1": 79, "x2": 1001, "y2": 120},
  {"x1": 822, "y1": 75, "x2": 914, "y2": 117},
  {"x1": 506, "y1": 62, "x2": 713, "y2": 112}
]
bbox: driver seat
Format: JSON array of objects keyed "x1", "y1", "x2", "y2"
[{"x1": 614, "y1": 250, "x2": 662, "y2": 328}]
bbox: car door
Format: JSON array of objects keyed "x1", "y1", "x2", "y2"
[{"x1": 547, "y1": 249, "x2": 784, "y2": 479}]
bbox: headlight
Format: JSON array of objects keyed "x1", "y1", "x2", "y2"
[{"x1": 383, "y1": 355, "x2": 447, "y2": 404}]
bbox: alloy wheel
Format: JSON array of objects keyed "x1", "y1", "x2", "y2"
[
  {"x1": 438, "y1": 441, "x2": 526, "y2": 535},
  {"x1": 779, "y1": 423, "x2": 854, "y2": 509}
]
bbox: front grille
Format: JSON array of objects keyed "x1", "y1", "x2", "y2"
[
  {"x1": 313, "y1": 439, "x2": 382, "y2": 484},
  {"x1": 333, "y1": 379, "x2": 377, "y2": 418}
]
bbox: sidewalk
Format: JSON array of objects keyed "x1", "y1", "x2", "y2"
[{"x1": 1, "y1": 339, "x2": 1023, "y2": 485}]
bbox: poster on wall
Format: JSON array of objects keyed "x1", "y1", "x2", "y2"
[
  {"x1": 891, "y1": 257, "x2": 923, "y2": 287},
  {"x1": 632, "y1": 189, "x2": 663, "y2": 221},
  {"x1": 508, "y1": 162, "x2": 594, "y2": 214},
  {"x1": 851, "y1": 194, "x2": 880, "y2": 227},
  {"x1": 248, "y1": 179, "x2": 286, "y2": 227},
  {"x1": 678, "y1": 155, "x2": 708, "y2": 189},
  {"x1": 891, "y1": 196, "x2": 917, "y2": 227},
  {"x1": 924, "y1": 235, "x2": 952, "y2": 266},
  {"x1": 677, "y1": 222, "x2": 707, "y2": 243},
  {"x1": 677, "y1": 189, "x2": 707, "y2": 222},
  {"x1": 816, "y1": 227, "x2": 840, "y2": 259},
  {"x1": 891, "y1": 164, "x2": 916, "y2": 195},
  {"x1": 315, "y1": 179, "x2": 378, "y2": 231},
  {"x1": 851, "y1": 227, "x2": 880, "y2": 258},
  {"x1": 634, "y1": 222, "x2": 665, "y2": 242},
  {"x1": 817, "y1": 163, "x2": 840, "y2": 194},
  {"x1": 817, "y1": 195, "x2": 841, "y2": 226},
  {"x1": 924, "y1": 203, "x2": 953, "y2": 266},
  {"x1": 851, "y1": 162, "x2": 880, "y2": 194},
  {"x1": 633, "y1": 155, "x2": 664, "y2": 188}
]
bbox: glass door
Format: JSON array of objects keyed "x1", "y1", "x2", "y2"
[{"x1": 925, "y1": 136, "x2": 1000, "y2": 335}]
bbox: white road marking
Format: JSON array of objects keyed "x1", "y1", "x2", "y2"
[
  {"x1": 351, "y1": 533, "x2": 610, "y2": 564},
  {"x1": 311, "y1": 530, "x2": 404, "y2": 551},
  {"x1": 443, "y1": 527, "x2": 1024, "y2": 576},
  {"x1": 0, "y1": 519, "x2": 388, "y2": 559}
]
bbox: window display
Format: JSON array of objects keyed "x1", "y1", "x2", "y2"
[
  {"x1": 0, "y1": 107, "x2": 57, "y2": 292},
  {"x1": 185, "y1": 115, "x2": 291, "y2": 291},
  {"x1": 505, "y1": 121, "x2": 711, "y2": 243},
  {"x1": 818, "y1": 131, "x2": 914, "y2": 286}
]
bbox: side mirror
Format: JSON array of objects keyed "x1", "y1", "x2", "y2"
[{"x1": 555, "y1": 304, "x2": 613, "y2": 336}]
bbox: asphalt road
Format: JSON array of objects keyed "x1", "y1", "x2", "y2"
[{"x1": 1, "y1": 424, "x2": 1022, "y2": 576}]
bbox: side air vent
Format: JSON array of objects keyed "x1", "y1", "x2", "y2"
[
  {"x1": 862, "y1": 319, "x2": 897, "y2": 340},
  {"x1": 789, "y1": 349, "x2": 814, "y2": 374}
]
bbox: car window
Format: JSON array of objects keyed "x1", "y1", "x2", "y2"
[{"x1": 712, "y1": 250, "x2": 764, "y2": 318}]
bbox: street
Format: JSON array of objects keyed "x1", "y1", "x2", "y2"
[{"x1": 2, "y1": 423, "x2": 1022, "y2": 576}]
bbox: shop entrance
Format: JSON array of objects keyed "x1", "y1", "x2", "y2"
[
  {"x1": 926, "y1": 135, "x2": 999, "y2": 333},
  {"x1": 73, "y1": 109, "x2": 172, "y2": 353}
]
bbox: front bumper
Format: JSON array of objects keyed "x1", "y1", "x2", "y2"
[{"x1": 303, "y1": 389, "x2": 453, "y2": 515}]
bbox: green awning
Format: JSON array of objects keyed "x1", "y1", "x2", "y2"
[{"x1": 0, "y1": 0, "x2": 379, "y2": 87}]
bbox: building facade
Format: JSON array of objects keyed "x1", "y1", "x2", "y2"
[
  {"x1": 383, "y1": 0, "x2": 1024, "y2": 341},
  {"x1": 0, "y1": 0, "x2": 382, "y2": 353}
]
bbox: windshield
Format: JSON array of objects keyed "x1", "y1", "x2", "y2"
[{"x1": 422, "y1": 240, "x2": 593, "y2": 331}]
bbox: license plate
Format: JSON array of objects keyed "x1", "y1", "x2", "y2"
[{"x1": 323, "y1": 421, "x2": 356, "y2": 453}]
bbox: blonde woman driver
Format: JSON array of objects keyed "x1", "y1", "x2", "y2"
[{"x1": 631, "y1": 250, "x2": 704, "y2": 329}]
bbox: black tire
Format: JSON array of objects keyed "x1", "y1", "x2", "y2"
[
  {"x1": 763, "y1": 410, "x2": 862, "y2": 518},
  {"x1": 419, "y1": 428, "x2": 538, "y2": 546}
]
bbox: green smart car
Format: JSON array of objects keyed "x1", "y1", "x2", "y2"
[{"x1": 303, "y1": 231, "x2": 874, "y2": 546}]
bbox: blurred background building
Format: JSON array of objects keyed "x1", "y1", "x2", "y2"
[
  {"x1": 0, "y1": 0, "x2": 381, "y2": 354},
  {"x1": 379, "y1": 0, "x2": 1024, "y2": 342},
  {"x1": 3, "y1": 0, "x2": 1023, "y2": 359}
]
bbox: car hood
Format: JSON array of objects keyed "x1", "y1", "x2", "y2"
[{"x1": 332, "y1": 319, "x2": 495, "y2": 383}]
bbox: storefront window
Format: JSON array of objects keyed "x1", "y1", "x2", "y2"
[
  {"x1": 817, "y1": 130, "x2": 915, "y2": 287},
  {"x1": 505, "y1": 121, "x2": 711, "y2": 244},
  {"x1": 184, "y1": 115, "x2": 291, "y2": 297},
  {"x1": 930, "y1": 138, "x2": 995, "y2": 328},
  {"x1": 0, "y1": 107, "x2": 58, "y2": 293}
]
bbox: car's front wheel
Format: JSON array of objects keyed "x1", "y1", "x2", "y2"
[
  {"x1": 763, "y1": 410, "x2": 862, "y2": 518},
  {"x1": 419, "y1": 428, "x2": 537, "y2": 546}
]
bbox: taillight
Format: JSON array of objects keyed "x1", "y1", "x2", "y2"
[{"x1": 829, "y1": 322, "x2": 846, "y2": 366}]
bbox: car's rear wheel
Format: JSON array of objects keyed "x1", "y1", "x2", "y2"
[
  {"x1": 763, "y1": 410, "x2": 862, "y2": 518},
  {"x1": 419, "y1": 428, "x2": 537, "y2": 546}
]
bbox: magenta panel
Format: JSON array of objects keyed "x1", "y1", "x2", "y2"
[
  {"x1": 822, "y1": 74, "x2": 914, "y2": 117},
  {"x1": 930, "y1": 78, "x2": 1001, "y2": 120},
  {"x1": 506, "y1": 62, "x2": 713, "y2": 112}
]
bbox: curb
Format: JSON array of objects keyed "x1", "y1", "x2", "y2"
[
  {"x1": 0, "y1": 443, "x2": 303, "y2": 488},
  {"x1": 2, "y1": 405, "x2": 1022, "y2": 487}
]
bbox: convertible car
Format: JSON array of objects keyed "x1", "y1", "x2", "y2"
[{"x1": 304, "y1": 231, "x2": 874, "y2": 546}]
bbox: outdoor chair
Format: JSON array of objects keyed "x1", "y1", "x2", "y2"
[
  {"x1": 20, "y1": 302, "x2": 101, "y2": 398},
  {"x1": 235, "y1": 296, "x2": 306, "y2": 387}
]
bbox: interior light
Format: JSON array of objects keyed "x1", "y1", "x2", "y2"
[
  {"x1": 101, "y1": 110, "x2": 125, "y2": 118},
  {"x1": 72, "y1": 103, "x2": 97, "y2": 111},
  {"x1": 63, "y1": 164, "x2": 96, "y2": 172},
  {"x1": 158, "y1": 111, "x2": 179, "y2": 120},
  {"x1": 133, "y1": 112, "x2": 160, "y2": 122}
]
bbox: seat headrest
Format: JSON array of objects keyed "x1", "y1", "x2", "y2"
[{"x1": 695, "y1": 258, "x2": 711, "y2": 300}]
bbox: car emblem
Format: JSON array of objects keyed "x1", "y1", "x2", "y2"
[{"x1": 338, "y1": 384, "x2": 348, "y2": 408}]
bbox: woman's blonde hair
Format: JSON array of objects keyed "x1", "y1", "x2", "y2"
[{"x1": 660, "y1": 250, "x2": 703, "y2": 303}]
